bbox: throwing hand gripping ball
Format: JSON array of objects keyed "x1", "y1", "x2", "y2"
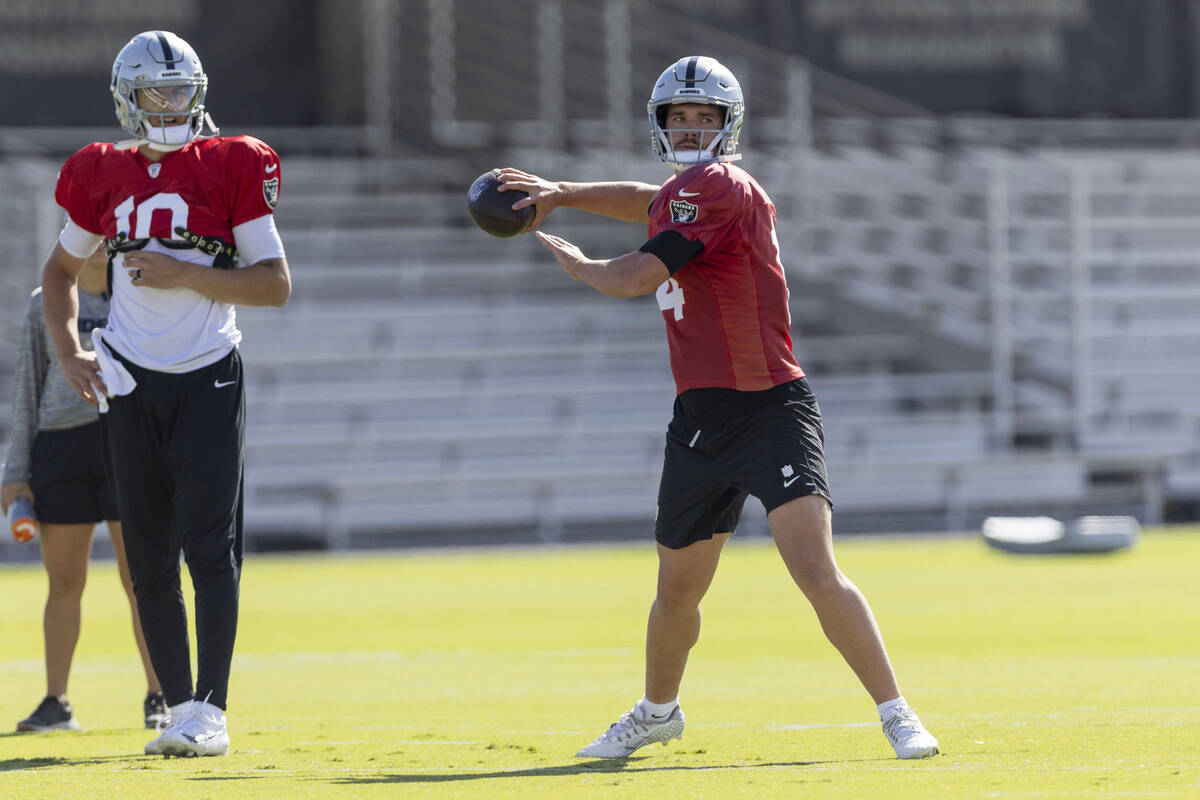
[{"x1": 468, "y1": 169, "x2": 535, "y2": 238}]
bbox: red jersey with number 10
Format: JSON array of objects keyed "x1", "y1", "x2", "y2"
[
  {"x1": 647, "y1": 161, "x2": 804, "y2": 395},
  {"x1": 53, "y1": 135, "x2": 281, "y2": 372}
]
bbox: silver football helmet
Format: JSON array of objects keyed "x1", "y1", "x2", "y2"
[
  {"x1": 110, "y1": 31, "x2": 213, "y2": 151},
  {"x1": 648, "y1": 56, "x2": 744, "y2": 165}
]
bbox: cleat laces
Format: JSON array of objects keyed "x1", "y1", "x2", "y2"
[
  {"x1": 882, "y1": 707, "x2": 924, "y2": 743},
  {"x1": 598, "y1": 711, "x2": 649, "y2": 746},
  {"x1": 882, "y1": 706, "x2": 938, "y2": 758}
]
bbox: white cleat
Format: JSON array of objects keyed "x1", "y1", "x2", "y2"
[
  {"x1": 144, "y1": 699, "x2": 230, "y2": 757},
  {"x1": 576, "y1": 704, "x2": 685, "y2": 758},
  {"x1": 882, "y1": 707, "x2": 939, "y2": 759}
]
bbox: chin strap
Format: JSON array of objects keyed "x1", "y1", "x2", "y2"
[{"x1": 111, "y1": 113, "x2": 220, "y2": 152}]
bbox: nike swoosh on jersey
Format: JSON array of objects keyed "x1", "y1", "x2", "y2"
[
  {"x1": 265, "y1": 163, "x2": 278, "y2": 173},
  {"x1": 677, "y1": 189, "x2": 700, "y2": 197},
  {"x1": 783, "y1": 475, "x2": 808, "y2": 488},
  {"x1": 214, "y1": 379, "x2": 237, "y2": 388}
]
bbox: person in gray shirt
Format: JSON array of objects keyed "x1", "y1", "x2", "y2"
[{"x1": 1, "y1": 248, "x2": 163, "y2": 732}]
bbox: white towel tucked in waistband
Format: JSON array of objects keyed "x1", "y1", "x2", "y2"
[{"x1": 89, "y1": 327, "x2": 138, "y2": 413}]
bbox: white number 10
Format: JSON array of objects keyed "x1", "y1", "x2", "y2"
[{"x1": 114, "y1": 192, "x2": 190, "y2": 238}]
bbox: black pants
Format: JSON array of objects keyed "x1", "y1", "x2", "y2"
[{"x1": 100, "y1": 347, "x2": 245, "y2": 710}]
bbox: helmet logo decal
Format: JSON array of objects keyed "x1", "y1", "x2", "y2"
[{"x1": 670, "y1": 199, "x2": 698, "y2": 224}]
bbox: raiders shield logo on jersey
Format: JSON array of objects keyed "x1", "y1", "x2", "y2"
[
  {"x1": 263, "y1": 177, "x2": 279, "y2": 209},
  {"x1": 670, "y1": 199, "x2": 698, "y2": 224}
]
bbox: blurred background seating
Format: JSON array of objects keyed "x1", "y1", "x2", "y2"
[{"x1": 4, "y1": 0, "x2": 1200, "y2": 551}]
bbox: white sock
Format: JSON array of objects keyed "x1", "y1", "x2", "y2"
[
  {"x1": 638, "y1": 695, "x2": 679, "y2": 720},
  {"x1": 877, "y1": 696, "x2": 908, "y2": 721}
]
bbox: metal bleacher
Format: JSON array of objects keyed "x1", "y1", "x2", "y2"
[{"x1": 800, "y1": 136, "x2": 1200, "y2": 524}]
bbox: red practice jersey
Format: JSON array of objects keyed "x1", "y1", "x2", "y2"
[
  {"x1": 647, "y1": 161, "x2": 805, "y2": 395},
  {"x1": 54, "y1": 136, "x2": 281, "y2": 372},
  {"x1": 56, "y1": 135, "x2": 280, "y2": 244}
]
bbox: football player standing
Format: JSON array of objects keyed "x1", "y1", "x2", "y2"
[
  {"x1": 41, "y1": 30, "x2": 291, "y2": 757},
  {"x1": 498, "y1": 56, "x2": 939, "y2": 761}
]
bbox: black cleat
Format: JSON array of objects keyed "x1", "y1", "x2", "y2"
[
  {"x1": 144, "y1": 692, "x2": 168, "y2": 730},
  {"x1": 16, "y1": 695, "x2": 81, "y2": 732}
]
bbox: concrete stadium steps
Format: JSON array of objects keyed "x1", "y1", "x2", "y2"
[
  {"x1": 280, "y1": 156, "x2": 470, "y2": 195},
  {"x1": 238, "y1": 296, "x2": 666, "y2": 355},
  {"x1": 244, "y1": 375, "x2": 676, "y2": 430},
  {"x1": 244, "y1": 461, "x2": 664, "y2": 546},
  {"x1": 796, "y1": 145, "x2": 1200, "y2": 524},
  {"x1": 823, "y1": 411, "x2": 993, "y2": 463},
  {"x1": 828, "y1": 455, "x2": 1088, "y2": 535},
  {"x1": 277, "y1": 191, "x2": 465, "y2": 230},
  {"x1": 243, "y1": 444, "x2": 1088, "y2": 544},
  {"x1": 281, "y1": 227, "x2": 533, "y2": 262},
  {"x1": 284, "y1": 257, "x2": 557, "y2": 299}
]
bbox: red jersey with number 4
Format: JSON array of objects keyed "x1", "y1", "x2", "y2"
[
  {"x1": 55, "y1": 135, "x2": 280, "y2": 243},
  {"x1": 647, "y1": 161, "x2": 804, "y2": 395}
]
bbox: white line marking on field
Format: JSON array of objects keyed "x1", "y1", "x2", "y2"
[{"x1": 769, "y1": 721, "x2": 877, "y2": 730}]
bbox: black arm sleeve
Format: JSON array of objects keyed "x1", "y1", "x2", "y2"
[{"x1": 638, "y1": 230, "x2": 704, "y2": 275}]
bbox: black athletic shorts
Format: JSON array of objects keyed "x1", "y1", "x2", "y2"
[
  {"x1": 29, "y1": 422, "x2": 119, "y2": 524},
  {"x1": 654, "y1": 377, "x2": 832, "y2": 550}
]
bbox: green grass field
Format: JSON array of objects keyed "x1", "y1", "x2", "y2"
[{"x1": 1, "y1": 528, "x2": 1197, "y2": 799}]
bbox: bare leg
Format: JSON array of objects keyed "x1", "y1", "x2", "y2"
[
  {"x1": 768, "y1": 495, "x2": 901, "y2": 704},
  {"x1": 645, "y1": 532, "x2": 730, "y2": 704},
  {"x1": 38, "y1": 523, "x2": 95, "y2": 697},
  {"x1": 107, "y1": 521, "x2": 161, "y2": 694}
]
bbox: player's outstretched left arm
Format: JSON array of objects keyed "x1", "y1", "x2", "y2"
[
  {"x1": 121, "y1": 250, "x2": 291, "y2": 307},
  {"x1": 536, "y1": 231, "x2": 668, "y2": 298}
]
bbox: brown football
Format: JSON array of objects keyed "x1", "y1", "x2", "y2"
[{"x1": 468, "y1": 169, "x2": 535, "y2": 238}]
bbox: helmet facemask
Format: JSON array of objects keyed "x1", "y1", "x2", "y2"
[{"x1": 652, "y1": 101, "x2": 740, "y2": 165}]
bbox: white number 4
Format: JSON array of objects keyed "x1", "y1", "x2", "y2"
[{"x1": 656, "y1": 277, "x2": 685, "y2": 321}]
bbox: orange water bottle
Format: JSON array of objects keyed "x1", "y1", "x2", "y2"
[{"x1": 8, "y1": 496, "x2": 37, "y2": 543}]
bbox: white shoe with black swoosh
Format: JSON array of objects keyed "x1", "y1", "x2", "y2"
[
  {"x1": 145, "y1": 699, "x2": 229, "y2": 757},
  {"x1": 576, "y1": 703, "x2": 685, "y2": 758}
]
